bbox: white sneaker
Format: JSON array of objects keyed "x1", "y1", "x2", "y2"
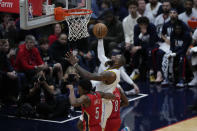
[{"x1": 188, "y1": 77, "x2": 197, "y2": 86}]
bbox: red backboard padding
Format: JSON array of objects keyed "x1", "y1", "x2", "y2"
[{"x1": 0, "y1": 0, "x2": 44, "y2": 16}]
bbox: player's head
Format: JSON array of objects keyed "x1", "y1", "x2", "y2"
[
  {"x1": 0, "y1": 39, "x2": 9, "y2": 53},
  {"x1": 107, "y1": 50, "x2": 126, "y2": 68},
  {"x1": 25, "y1": 35, "x2": 36, "y2": 50},
  {"x1": 39, "y1": 37, "x2": 49, "y2": 51},
  {"x1": 78, "y1": 79, "x2": 92, "y2": 95}
]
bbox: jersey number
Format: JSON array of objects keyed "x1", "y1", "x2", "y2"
[
  {"x1": 115, "y1": 100, "x2": 119, "y2": 112},
  {"x1": 95, "y1": 107, "x2": 99, "y2": 119}
]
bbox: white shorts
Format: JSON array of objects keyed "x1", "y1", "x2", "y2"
[{"x1": 100, "y1": 99, "x2": 113, "y2": 129}]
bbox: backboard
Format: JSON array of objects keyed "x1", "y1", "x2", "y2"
[{"x1": 20, "y1": 0, "x2": 91, "y2": 30}]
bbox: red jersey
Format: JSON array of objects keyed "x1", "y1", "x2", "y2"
[
  {"x1": 110, "y1": 88, "x2": 121, "y2": 119},
  {"x1": 82, "y1": 92, "x2": 102, "y2": 131},
  {"x1": 105, "y1": 88, "x2": 121, "y2": 131}
]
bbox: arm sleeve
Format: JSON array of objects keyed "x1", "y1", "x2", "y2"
[
  {"x1": 97, "y1": 39, "x2": 109, "y2": 65},
  {"x1": 120, "y1": 67, "x2": 134, "y2": 85}
]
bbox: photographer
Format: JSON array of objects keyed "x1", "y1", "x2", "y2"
[{"x1": 23, "y1": 71, "x2": 70, "y2": 119}]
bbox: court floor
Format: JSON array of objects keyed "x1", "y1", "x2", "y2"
[{"x1": 0, "y1": 80, "x2": 197, "y2": 131}]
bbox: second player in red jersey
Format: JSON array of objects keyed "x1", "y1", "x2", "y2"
[{"x1": 105, "y1": 88, "x2": 129, "y2": 131}]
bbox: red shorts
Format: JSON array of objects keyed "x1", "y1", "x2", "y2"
[
  {"x1": 84, "y1": 125, "x2": 102, "y2": 131},
  {"x1": 105, "y1": 118, "x2": 121, "y2": 131}
]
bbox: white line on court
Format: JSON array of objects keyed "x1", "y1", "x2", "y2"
[
  {"x1": 128, "y1": 93, "x2": 148, "y2": 102},
  {"x1": 4, "y1": 93, "x2": 148, "y2": 124}
]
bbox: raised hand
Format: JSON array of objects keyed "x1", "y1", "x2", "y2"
[{"x1": 65, "y1": 51, "x2": 79, "y2": 66}]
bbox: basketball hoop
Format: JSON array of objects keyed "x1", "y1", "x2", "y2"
[{"x1": 54, "y1": 7, "x2": 93, "y2": 41}]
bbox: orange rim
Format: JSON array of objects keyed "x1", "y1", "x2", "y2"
[
  {"x1": 54, "y1": 7, "x2": 93, "y2": 21},
  {"x1": 63, "y1": 8, "x2": 93, "y2": 16}
]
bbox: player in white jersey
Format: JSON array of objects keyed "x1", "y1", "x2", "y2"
[
  {"x1": 66, "y1": 46, "x2": 126, "y2": 130},
  {"x1": 94, "y1": 39, "x2": 139, "y2": 94}
]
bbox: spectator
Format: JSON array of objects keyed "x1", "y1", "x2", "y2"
[
  {"x1": 137, "y1": 0, "x2": 155, "y2": 23},
  {"x1": 102, "y1": 10, "x2": 124, "y2": 56},
  {"x1": 154, "y1": 0, "x2": 171, "y2": 38},
  {"x1": 152, "y1": 1, "x2": 171, "y2": 83},
  {"x1": 77, "y1": 50, "x2": 97, "y2": 73},
  {"x1": 161, "y1": 9, "x2": 190, "y2": 85},
  {"x1": 0, "y1": 39, "x2": 18, "y2": 103},
  {"x1": 15, "y1": 35, "x2": 47, "y2": 80},
  {"x1": 146, "y1": 0, "x2": 162, "y2": 18},
  {"x1": 48, "y1": 23, "x2": 62, "y2": 46},
  {"x1": 49, "y1": 33, "x2": 71, "y2": 72},
  {"x1": 0, "y1": 13, "x2": 13, "y2": 37},
  {"x1": 170, "y1": 21, "x2": 192, "y2": 87},
  {"x1": 162, "y1": 9, "x2": 190, "y2": 46},
  {"x1": 111, "y1": 0, "x2": 128, "y2": 21},
  {"x1": 131, "y1": 16, "x2": 159, "y2": 81},
  {"x1": 96, "y1": 0, "x2": 111, "y2": 19},
  {"x1": 193, "y1": 0, "x2": 197, "y2": 14},
  {"x1": 0, "y1": 13, "x2": 18, "y2": 47},
  {"x1": 123, "y1": 0, "x2": 141, "y2": 47},
  {"x1": 179, "y1": 0, "x2": 197, "y2": 26},
  {"x1": 38, "y1": 37, "x2": 63, "y2": 83},
  {"x1": 170, "y1": 0, "x2": 185, "y2": 14},
  {"x1": 157, "y1": 0, "x2": 185, "y2": 16},
  {"x1": 188, "y1": 29, "x2": 197, "y2": 86}
]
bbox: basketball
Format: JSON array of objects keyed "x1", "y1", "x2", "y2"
[{"x1": 93, "y1": 23, "x2": 108, "y2": 39}]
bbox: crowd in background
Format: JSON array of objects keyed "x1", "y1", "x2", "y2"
[{"x1": 0, "y1": 0, "x2": 197, "y2": 119}]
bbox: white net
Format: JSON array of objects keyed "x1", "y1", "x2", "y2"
[{"x1": 65, "y1": 10, "x2": 92, "y2": 41}]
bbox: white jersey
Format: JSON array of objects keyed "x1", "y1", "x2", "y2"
[
  {"x1": 95, "y1": 68, "x2": 120, "y2": 93},
  {"x1": 146, "y1": 2, "x2": 162, "y2": 18},
  {"x1": 178, "y1": 10, "x2": 197, "y2": 26}
]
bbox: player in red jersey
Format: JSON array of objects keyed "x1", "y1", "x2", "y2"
[
  {"x1": 66, "y1": 79, "x2": 115, "y2": 131},
  {"x1": 105, "y1": 88, "x2": 129, "y2": 131}
]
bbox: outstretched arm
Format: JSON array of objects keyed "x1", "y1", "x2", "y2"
[
  {"x1": 66, "y1": 85, "x2": 90, "y2": 107},
  {"x1": 65, "y1": 52, "x2": 116, "y2": 83},
  {"x1": 120, "y1": 67, "x2": 140, "y2": 93},
  {"x1": 120, "y1": 67, "x2": 134, "y2": 85},
  {"x1": 97, "y1": 39, "x2": 109, "y2": 65}
]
